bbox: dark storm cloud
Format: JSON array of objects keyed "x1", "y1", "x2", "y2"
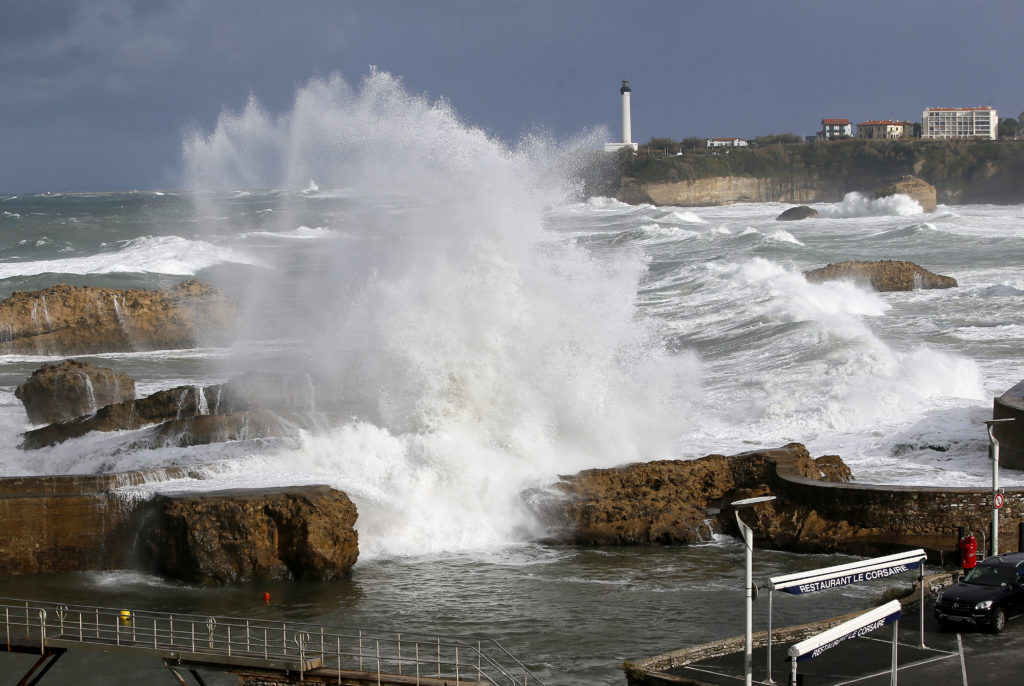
[{"x1": 0, "y1": 0, "x2": 1019, "y2": 193}]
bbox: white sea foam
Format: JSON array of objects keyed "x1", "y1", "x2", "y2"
[
  {"x1": 179, "y1": 70, "x2": 696, "y2": 556},
  {"x1": 240, "y1": 225, "x2": 335, "y2": 240},
  {"x1": 0, "y1": 235, "x2": 265, "y2": 277},
  {"x1": 819, "y1": 191, "x2": 923, "y2": 217}
]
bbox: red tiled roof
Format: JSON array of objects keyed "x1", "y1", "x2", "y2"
[
  {"x1": 822, "y1": 118, "x2": 850, "y2": 125},
  {"x1": 710, "y1": 137, "x2": 746, "y2": 141},
  {"x1": 857, "y1": 120, "x2": 913, "y2": 127}
]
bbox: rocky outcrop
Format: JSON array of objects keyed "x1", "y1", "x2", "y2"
[
  {"x1": 803, "y1": 260, "x2": 957, "y2": 291},
  {"x1": 134, "y1": 486, "x2": 359, "y2": 584},
  {"x1": 875, "y1": 175, "x2": 937, "y2": 213},
  {"x1": 0, "y1": 469, "x2": 359, "y2": 582},
  {"x1": 19, "y1": 371, "x2": 327, "y2": 449},
  {"x1": 540, "y1": 444, "x2": 844, "y2": 546},
  {"x1": 15, "y1": 359, "x2": 135, "y2": 424},
  {"x1": 0, "y1": 280, "x2": 237, "y2": 355},
  {"x1": 539, "y1": 442, "x2": 1024, "y2": 558},
  {"x1": 776, "y1": 205, "x2": 819, "y2": 221}
]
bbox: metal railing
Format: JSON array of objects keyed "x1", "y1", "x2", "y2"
[{"x1": 0, "y1": 598, "x2": 543, "y2": 686}]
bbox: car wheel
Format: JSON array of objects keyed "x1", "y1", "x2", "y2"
[{"x1": 991, "y1": 607, "x2": 1007, "y2": 634}]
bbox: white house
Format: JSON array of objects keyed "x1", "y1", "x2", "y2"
[{"x1": 820, "y1": 118, "x2": 852, "y2": 139}]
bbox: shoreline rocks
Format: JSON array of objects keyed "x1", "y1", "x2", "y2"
[
  {"x1": 803, "y1": 260, "x2": 957, "y2": 292},
  {"x1": 0, "y1": 280, "x2": 237, "y2": 355},
  {"x1": 536, "y1": 444, "x2": 849, "y2": 546}
]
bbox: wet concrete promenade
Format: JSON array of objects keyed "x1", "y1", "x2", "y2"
[{"x1": 664, "y1": 596, "x2": 1023, "y2": 685}]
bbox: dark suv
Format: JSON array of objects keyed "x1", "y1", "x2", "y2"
[{"x1": 935, "y1": 552, "x2": 1024, "y2": 633}]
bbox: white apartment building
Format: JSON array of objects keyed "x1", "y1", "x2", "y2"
[
  {"x1": 820, "y1": 118, "x2": 852, "y2": 139},
  {"x1": 922, "y1": 106, "x2": 997, "y2": 140}
]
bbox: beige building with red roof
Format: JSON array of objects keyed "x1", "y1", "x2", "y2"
[{"x1": 856, "y1": 120, "x2": 915, "y2": 139}]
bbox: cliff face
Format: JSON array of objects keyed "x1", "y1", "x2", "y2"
[{"x1": 616, "y1": 176, "x2": 844, "y2": 207}]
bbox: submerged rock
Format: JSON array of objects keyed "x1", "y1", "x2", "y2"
[
  {"x1": 0, "y1": 280, "x2": 237, "y2": 355},
  {"x1": 776, "y1": 205, "x2": 819, "y2": 221},
  {"x1": 874, "y1": 175, "x2": 937, "y2": 213},
  {"x1": 15, "y1": 359, "x2": 136, "y2": 424},
  {"x1": 803, "y1": 260, "x2": 957, "y2": 291},
  {"x1": 19, "y1": 371, "x2": 330, "y2": 449},
  {"x1": 134, "y1": 485, "x2": 359, "y2": 583}
]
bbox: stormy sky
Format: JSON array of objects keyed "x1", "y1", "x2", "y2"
[{"x1": 1, "y1": 0, "x2": 1019, "y2": 193}]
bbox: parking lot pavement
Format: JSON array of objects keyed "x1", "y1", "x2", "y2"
[{"x1": 665, "y1": 597, "x2": 1024, "y2": 685}]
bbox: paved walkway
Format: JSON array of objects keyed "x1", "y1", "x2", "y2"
[{"x1": 665, "y1": 597, "x2": 1024, "y2": 685}]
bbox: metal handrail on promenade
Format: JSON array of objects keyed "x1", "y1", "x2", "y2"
[{"x1": 1, "y1": 598, "x2": 544, "y2": 686}]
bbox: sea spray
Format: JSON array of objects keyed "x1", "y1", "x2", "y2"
[{"x1": 182, "y1": 71, "x2": 695, "y2": 556}]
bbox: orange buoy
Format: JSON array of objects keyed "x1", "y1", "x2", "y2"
[{"x1": 263, "y1": 592, "x2": 271, "y2": 605}]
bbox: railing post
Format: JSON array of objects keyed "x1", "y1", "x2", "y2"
[
  {"x1": 376, "y1": 639, "x2": 382, "y2": 686},
  {"x1": 437, "y1": 637, "x2": 441, "y2": 679},
  {"x1": 416, "y1": 643, "x2": 421, "y2": 686},
  {"x1": 359, "y1": 629, "x2": 364, "y2": 671},
  {"x1": 455, "y1": 646, "x2": 460, "y2": 684},
  {"x1": 398, "y1": 632, "x2": 403, "y2": 675},
  {"x1": 38, "y1": 609, "x2": 46, "y2": 654}
]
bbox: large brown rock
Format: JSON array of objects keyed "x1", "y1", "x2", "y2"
[
  {"x1": 0, "y1": 470, "x2": 360, "y2": 583},
  {"x1": 803, "y1": 260, "x2": 957, "y2": 292},
  {"x1": 0, "y1": 280, "x2": 237, "y2": 355},
  {"x1": 15, "y1": 359, "x2": 136, "y2": 424},
  {"x1": 540, "y1": 444, "x2": 840, "y2": 545},
  {"x1": 134, "y1": 486, "x2": 359, "y2": 583},
  {"x1": 875, "y1": 175, "x2": 937, "y2": 212}
]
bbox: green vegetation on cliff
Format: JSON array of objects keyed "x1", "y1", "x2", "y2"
[{"x1": 616, "y1": 138, "x2": 1024, "y2": 204}]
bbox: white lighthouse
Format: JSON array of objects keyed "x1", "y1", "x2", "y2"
[{"x1": 604, "y1": 79, "x2": 639, "y2": 152}]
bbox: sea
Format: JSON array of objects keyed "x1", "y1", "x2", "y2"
[{"x1": 0, "y1": 72, "x2": 1022, "y2": 684}]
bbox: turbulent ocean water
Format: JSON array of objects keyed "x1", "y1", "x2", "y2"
[{"x1": 1, "y1": 73, "x2": 1022, "y2": 683}]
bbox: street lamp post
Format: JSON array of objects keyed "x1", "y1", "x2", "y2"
[
  {"x1": 985, "y1": 418, "x2": 1015, "y2": 556},
  {"x1": 731, "y1": 495, "x2": 777, "y2": 686}
]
